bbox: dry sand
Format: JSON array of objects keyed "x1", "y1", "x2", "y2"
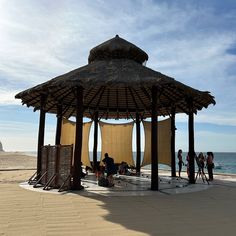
[{"x1": 1, "y1": 152, "x2": 236, "y2": 236}]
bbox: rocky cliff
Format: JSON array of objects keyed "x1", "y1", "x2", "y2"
[{"x1": 0, "y1": 141, "x2": 4, "y2": 152}]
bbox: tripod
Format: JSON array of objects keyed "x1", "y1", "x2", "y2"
[{"x1": 195, "y1": 167, "x2": 209, "y2": 184}]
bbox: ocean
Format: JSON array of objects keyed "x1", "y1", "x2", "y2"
[
  {"x1": 24, "y1": 151, "x2": 236, "y2": 175},
  {"x1": 170, "y1": 152, "x2": 236, "y2": 175}
]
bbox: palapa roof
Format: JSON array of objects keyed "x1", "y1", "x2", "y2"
[{"x1": 15, "y1": 35, "x2": 215, "y2": 119}]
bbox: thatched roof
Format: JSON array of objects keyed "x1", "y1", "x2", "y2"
[
  {"x1": 88, "y1": 35, "x2": 148, "y2": 64},
  {"x1": 15, "y1": 35, "x2": 215, "y2": 119}
]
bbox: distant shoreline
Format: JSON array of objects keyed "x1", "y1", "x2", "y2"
[{"x1": 0, "y1": 151, "x2": 236, "y2": 176}]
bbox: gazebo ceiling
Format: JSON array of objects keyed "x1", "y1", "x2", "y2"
[{"x1": 15, "y1": 35, "x2": 215, "y2": 119}]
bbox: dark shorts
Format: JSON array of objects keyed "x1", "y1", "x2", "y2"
[
  {"x1": 106, "y1": 168, "x2": 117, "y2": 177},
  {"x1": 107, "y1": 172, "x2": 113, "y2": 177}
]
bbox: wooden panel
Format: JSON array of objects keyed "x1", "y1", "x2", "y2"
[
  {"x1": 47, "y1": 145, "x2": 58, "y2": 187},
  {"x1": 57, "y1": 145, "x2": 73, "y2": 188},
  {"x1": 41, "y1": 146, "x2": 48, "y2": 185},
  {"x1": 39, "y1": 144, "x2": 73, "y2": 190}
]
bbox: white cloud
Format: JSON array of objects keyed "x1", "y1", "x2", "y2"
[
  {"x1": 0, "y1": 88, "x2": 21, "y2": 105},
  {"x1": 0, "y1": 0, "x2": 236, "y2": 151}
]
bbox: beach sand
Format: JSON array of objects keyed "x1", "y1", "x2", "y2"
[{"x1": 1, "y1": 152, "x2": 236, "y2": 236}]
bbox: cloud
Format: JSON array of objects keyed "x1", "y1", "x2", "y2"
[
  {"x1": 0, "y1": 88, "x2": 21, "y2": 105},
  {"x1": 0, "y1": 0, "x2": 236, "y2": 152}
]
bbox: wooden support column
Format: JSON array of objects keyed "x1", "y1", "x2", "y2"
[
  {"x1": 188, "y1": 98, "x2": 195, "y2": 184},
  {"x1": 72, "y1": 86, "x2": 84, "y2": 190},
  {"x1": 136, "y1": 113, "x2": 141, "y2": 175},
  {"x1": 93, "y1": 111, "x2": 98, "y2": 172},
  {"x1": 171, "y1": 107, "x2": 176, "y2": 177},
  {"x1": 151, "y1": 86, "x2": 159, "y2": 190},
  {"x1": 37, "y1": 94, "x2": 46, "y2": 176},
  {"x1": 55, "y1": 104, "x2": 62, "y2": 145}
]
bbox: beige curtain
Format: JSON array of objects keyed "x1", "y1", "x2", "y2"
[
  {"x1": 60, "y1": 118, "x2": 92, "y2": 167},
  {"x1": 142, "y1": 118, "x2": 171, "y2": 166},
  {"x1": 99, "y1": 121, "x2": 135, "y2": 166}
]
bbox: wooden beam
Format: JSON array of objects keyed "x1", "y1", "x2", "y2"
[
  {"x1": 37, "y1": 94, "x2": 47, "y2": 176},
  {"x1": 72, "y1": 86, "x2": 84, "y2": 190},
  {"x1": 93, "y1": 111, "x2": 98, "y2": 172},
  {"x1": 133, "y1": 88, "x2": 150, "y2": 110},
  {"x1": 151, "y1": 86, "x2": 159, "y2": 190},
  {"x1": 87, "y1": 87, "x2": 103, "y2": 107},
  {"x1": 171, "y1": 107, "x2": 176, "y2": 177},
  {"x1": 188, "y1": 98, "x2": 195, "y2": 184},
  {"x1": 62, "y1": 96, "x2": 76, "y2": 117},
  {"x1": 23, "y1": 94, "x2": 40, "y2": 106},
  {"x1": 128, "y1": 87, "x2": 139, "y2": 109},
  {"x1": 84, "y1": 106, "x2": 146, "y2": 113},
  {"x1": 141, "y1": 87, "x2": 151, "y2": 100},
  {"x1": 55, "y1": 104, "x2": 62, "y2": 145},
  {"x1": 136, "y1": 113, "x2": 141, "y2": 175},
  {"x1": 125, "y1": 87, "x2": 129, "y2": 119},
  {"x1": 67, "y1": 107, "x2": 76, "y2": 118},
  {"x1": 116, "y1": 88, "x2": 119, "y2": 119},
  {"x1": 95, "y1": 86, "x2": 106, "y2": 108}
]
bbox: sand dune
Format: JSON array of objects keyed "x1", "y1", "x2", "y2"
[{"x1": 0, "y1": 151, "x2": 36, "y2": 170}]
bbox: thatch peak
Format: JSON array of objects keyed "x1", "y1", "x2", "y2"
[{"x1": 88, "y1": 35, "x2": 149, "y2": 64}]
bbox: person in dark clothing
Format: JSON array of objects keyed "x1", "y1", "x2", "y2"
[
  {"x1": 102, "y1": 153, "x2": 117, "y2": 187},
  {"x1": 177, "y1": 149, "x2": 184, "y2": 177},
  {"x1": 206, "y1": 151, "x2": 214, "y2": 181}
]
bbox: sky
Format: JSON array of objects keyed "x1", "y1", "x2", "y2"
[{"x1": 0, "y1": 0, "x2": 236, "y2": 152}]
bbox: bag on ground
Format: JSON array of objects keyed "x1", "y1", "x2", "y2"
[{"x1": 98, "y1": 177, "x2": 109, "y2": 187}]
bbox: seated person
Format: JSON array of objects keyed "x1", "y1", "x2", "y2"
[
  {"x1": 95, "y1": 165, "x2": 105, "y2": 179},
  {"x1": 85, "y1": 166, "x2": 93, "y2": 173},
  {"x1": 80, "y1": 162, "x2": 87, "y2": 178},
  {"x1": 102, "y1": 153, "x2": 117, "y2": 187},
  {"x1": 118, "y1": 161, "x2": 129, "y2": 175}
]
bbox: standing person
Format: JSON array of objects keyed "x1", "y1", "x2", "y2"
[
  {"x1": 206, "y1": 151, "x2": 214, "y2": 181},
  {"x1": 177, "y1": 149, "x2": 184, "y2": 177},
  {"x1": 102, "y1": 153, "x2": 117, "y2": 187},
  {"x1": 198, "y1": 152, "x2": 206, "y2": 179},
  {"x1": 186, "y1": 152, "x2": 190, "y2": 178}
]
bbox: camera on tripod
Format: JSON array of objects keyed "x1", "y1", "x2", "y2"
[{"x1": 195, "y1": 153, "x2": 209, "y2": 184}]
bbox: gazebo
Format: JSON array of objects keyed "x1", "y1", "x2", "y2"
[{"x1": 15, "y1": 35, "x2": 215, "y2": 191}]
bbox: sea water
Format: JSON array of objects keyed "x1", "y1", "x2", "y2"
[
  {"x1": 91, "y1": 152, "x2": 236, "y2": 175},
  {"x1": 169, "y1": 152, "x2": 236, "y2": 175},
  {"x1": 89, "y1": 152, "x2": 236, "y2": 175},
  {"x1": 24, "y1": 151, "x2": 236, "y2": 175}
]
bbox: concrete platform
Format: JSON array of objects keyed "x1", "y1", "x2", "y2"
[{"x1": 20, "y1": 171, "x2": 214, "y2": 197}]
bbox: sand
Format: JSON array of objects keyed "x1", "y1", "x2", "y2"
[{"x1": 1, "y1": 152, "x2": 236, "y2": 236}]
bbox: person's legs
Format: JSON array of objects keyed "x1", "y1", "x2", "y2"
[
  {"x1": 207, "y1": 166, "x2": 213, "y2": 180},
  {"x1": 200, "y1": 167, "x2": 204, "y2": 178},
  {"x1": 107, "y1": 174, "x2": 114, "y2": 186},
  {"x1": 178, "y1": 162, "x2": 182, "y2": 177},
  {"x1": 211, "y1": 167, "x2": 214, "y2": 180}
]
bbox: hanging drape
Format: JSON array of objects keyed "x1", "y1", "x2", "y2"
[
  {"x1": 60, "y1": 118, "x2": 92, "y2": 167},
  {"x1": 142, "y1": 118, "x2": 171, "y2": 166},
  {"x1": 99, "y1": 121, "x2": 135, "y2": 166}
]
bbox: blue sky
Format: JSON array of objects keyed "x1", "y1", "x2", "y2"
[{"x1": 0, "y1": 0, "x2": 236, "y2": 152}]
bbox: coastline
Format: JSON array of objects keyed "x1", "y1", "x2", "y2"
[{"x1": 1, "y1": 151, "x2": 236, "y2": 175}]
